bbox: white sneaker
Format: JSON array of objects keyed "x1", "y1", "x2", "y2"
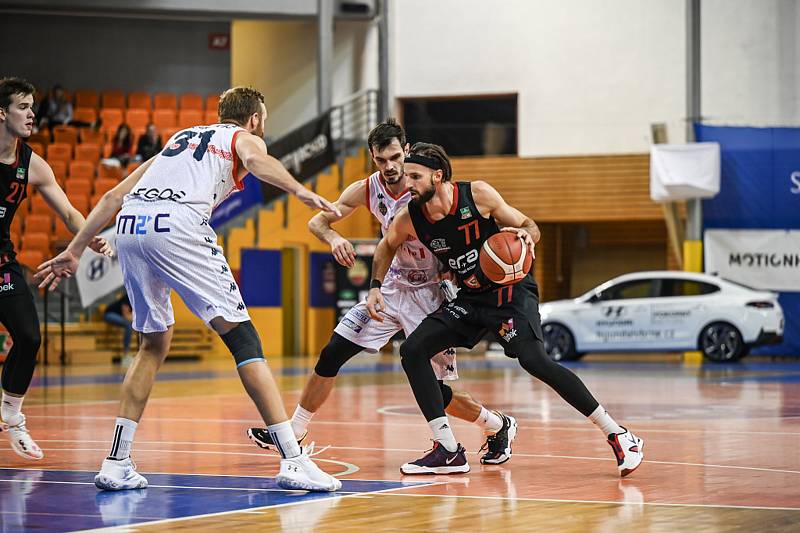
[
  {"x1": 275, "y1": 444, "x2": 342, "y2": 492},
  {"x1": 1, "y1": 414, "x2": 44, "y2": 460},
  {"x1": 607, "y1": 427, "x2": 644, "y2": 477},
  {"x1": 94, "y1": 457, "x2": 148, "y2": 491}
]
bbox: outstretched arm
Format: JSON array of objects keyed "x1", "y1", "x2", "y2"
[
  {"x1": 235, "y1": 132, "x2": 341, "y2": 216},
  {"x1": 308, "y1": 179, "x2": 367, "y2": 267}
]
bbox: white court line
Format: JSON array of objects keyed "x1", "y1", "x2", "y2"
[
  {"x1": 0, "y1": 478, "x2": 349, "y2": 492},
  {"x1": 75, "y1": 481, "x2": 447, "y2": 532},
  {"x1": 21, "y1": 443, "x2": 800, "y2": 476},
  {"x1": 374, "y1": 491, "x2": 800, "y2": 512}
]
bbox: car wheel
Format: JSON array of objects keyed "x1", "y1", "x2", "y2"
[
  {"x1": 699, "y1": 322, "x2": 746, "y2": 362},
  {"x1": 543, "y1": 323, "x2": 578, "y2": 361}
]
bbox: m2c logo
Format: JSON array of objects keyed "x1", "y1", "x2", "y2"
[{"x1": 117, "y1": 214, "x2": 171, "y2": 235}]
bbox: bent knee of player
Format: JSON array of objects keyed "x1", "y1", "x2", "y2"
[{"x1": 220, "y1": 321, "x2": 265, "y2": 368}]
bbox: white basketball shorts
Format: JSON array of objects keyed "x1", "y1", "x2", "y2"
[
  {"x1": 115, "y1": 200, "x2": 250, "y2": 333},
  {"x1": 334, "y1": 282, "x2": 458, "y2": 380}
]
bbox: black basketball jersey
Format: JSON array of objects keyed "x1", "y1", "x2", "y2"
[
  {"x1": 408, "y1": 181, "x2": 504, "y2": 294},
  {"x1": 0, "y1": 141, "x2": 31, "y2": 263}
]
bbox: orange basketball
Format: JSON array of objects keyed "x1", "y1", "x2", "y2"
[{"x1": 479, "y1": 231, "x2": 533, "y2": 285}]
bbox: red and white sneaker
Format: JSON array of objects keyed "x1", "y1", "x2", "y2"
[
  {"x1": 607, "y1": 427, "x2": 643, "y2": 477},
  {"x1": 1, "y1": 414, "x2": 44, "y2": 460}
]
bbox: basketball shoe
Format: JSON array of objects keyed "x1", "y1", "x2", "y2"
[
  {"x1": 1, "y1": 414, "x2": 44, "y2": 460},
  {"x1": 607, "y1": 427, "x2": 644, "y2": 477},
  {"x1": 479, "y1": 412, "x2": 517, "y2": 465},
  {"x1": 247, "y1": 427, "x2": 308, "y2": 451},
  {"x1": 94, "y1": 457, "x2": 148, "y2": 490},
  {"x1": 275, "y1": 444, "x2": 342, "y2": 492},
  {"x1": 400, "y1": 441, "x2": 470, "y2": 475}
]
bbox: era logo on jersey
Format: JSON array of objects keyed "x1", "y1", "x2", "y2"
[
  {"x1": 448, "y1": 249, "x2": 479, "y2": 273},
  {"x1": 430, "y1": 238, "x2": 450, "y2": 253},
  {"x1": 498, "y1": 318, "x2": 517, "y2": 342}
]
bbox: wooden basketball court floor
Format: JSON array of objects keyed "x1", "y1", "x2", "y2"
[{"x1": 1, "y1": 353, "x2": 799, "y2": 531}]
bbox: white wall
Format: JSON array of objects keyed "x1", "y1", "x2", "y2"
[
  {"x1": 391, "y1": 0, "x2": 799, "y2": 156},
  {"x1": 231, "y1": 19, "x2": 377, "y2": 140}
]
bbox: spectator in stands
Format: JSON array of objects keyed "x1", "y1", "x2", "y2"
[
  {"x1": 135, "y1": 123, "x2": 162, "y2": 161},
  {"x1": 108, "y1": 124, "x2": 133, "y2": 167},
  {"x1": 37, "y1": 85, "x2": 72, "y2": 130},
  {"x1": 103, "y1": 291, "x2": 134, "y2": 366}
]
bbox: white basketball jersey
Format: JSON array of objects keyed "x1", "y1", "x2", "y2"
[
  {"x1": 365, "y1": 171, "x2": 439, "y2": 288},
  {"x1": 124, "y1": 123, "x2": 246, "y2": 219}
]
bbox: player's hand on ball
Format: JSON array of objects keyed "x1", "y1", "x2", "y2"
[
  {"x1": 88, "y1": 236, "x2": 114, "y2": 257},
  {"x1": 34, "y1": 250, "x2": 80, "y2": 291},
  {"x1": 330, "y1": 236, "x2": 356, "y2": 268},
  {"x1": 500, "y1": 227, "x2": 535, "y2": 259},
  {"x1": 366, "y1": 288, "x2": 385, "y2": 322},
  {"x1": 296, "y1": 188, "x2": 342, "y2": 217}
]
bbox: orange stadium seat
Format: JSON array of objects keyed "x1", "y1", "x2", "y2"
[
  {"x1": 46, "y1": 142, "x2": 72, "y2": 164},
  {"x1": 98, "y1": 164, "x2": 123, "y2": 180},
  {"x1": 53, "y1": 126, "x2": 79, "y2": 146},
  {"x1": 179, "y1": 93, "x2": 204, "y2": 110},
  {"x1": 128, "y1": 92, "x2": 151, "y2": 110},
  {"x1": 93, "y1": 179, "x2": 117, "y2": 196},
  {"x1": 125, "y1": 161, "x2": 142, "y2": 176},
  {"x1": 21, "y1": 232, "x2": 51, "y2": 254},
  {"x1": 66, "y1": 194, "x2": 89, "y2": 216},
  {"x1": 53, "y1": 218, "x2": 72, "y2": 243},
  {"x1": 125, "y1": 108, "x2": 151, "y2": 134},
  {"x1": 99, "y1": 108, "x2": 123, "y2": 134},
  {"x1": 68, "y1": 161, "x2": 95, "y2": 180},
  {"x1": 204, "y1": 110, "x2": 219, "y2": 125},
  {"x1": 205, "y1": 94, "x2": 220, "y2": 112},
  {"x1": 160, "y1": 127, "x2": 181, "y2": 141},
  {"x1": 10, "y1": 215, "x2": 22, "y2": 235},
  {"x1": 153, "y1": 109, "x2": 177, "y2": 130},
  {"x1": 178, "y1": 109, "x2": 203, "y2": 129},
  {"x1": 73, "y1": 107, "x2": 98, "y2": 125},
  {"x1": 101, "y1": 90, "x2": 125, "y2": 109},
  {"x1": 16, "y1": 250, "x2": 44, "y2": 271},
  {"x1": 24, "y1": 214, "x2": 53, "y2": 234},
  {"x1": 65, "y1": 179, "x2": 93, "y2": 197},
  {"x1": 48, "y1": 160, "x2": 67, "y2": 184},
  {"x1": 74, "y1": 90, "x2": 99, "y2": 109},
  {"x1": 154, "y1": 92, "x2": 177, "y2": 110},
  {"x1": 28, "y1": 132, "x2": 49, "y2": 148},
  {"x1": 75, "y1": 143, "x2": 101, "y2": 164},
  {"x1": 28, "y1": 195, "x2": 50, "y2": 215},
  {"x1": 8, "y1": 230, "x2": 20, "y2": 250},
  {"x1": 80, "y1": 129, "x2": 106, "y2": 145},
  {"x1": 90, "y1": 192, "x2": 105, "y2": 209},
  {"x1": 28, "y1": 142, "x2": 45, "y2": 157}
]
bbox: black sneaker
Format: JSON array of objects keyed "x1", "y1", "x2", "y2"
[
  {"x1": 400, "y1": 441, "x2": 470, "y2": 475},
  {"x1": 479, "y1": 412, "x2": 517, "y2": 465},
  {"x1": 247, "y1": 427, "x2": 308, "y2": 451}
]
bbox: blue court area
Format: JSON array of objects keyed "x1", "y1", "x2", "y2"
[{"x1": 0, "y1": 468, "x2": 431, "y2": 532}]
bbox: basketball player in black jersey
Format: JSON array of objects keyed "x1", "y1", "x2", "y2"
[
  {"x1": 0, "y1": 78, "x2": 110, "y2": 460},
  {"x1": 367, "y1": 142, "x2": 644, "y2": 476}
]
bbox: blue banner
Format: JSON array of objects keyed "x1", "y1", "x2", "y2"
[
  {"x1": 209, "y1": 173, "x2": 264, "y2": 229},
  {"x1": 696, "y1": 124, "x2": 800, "y2": 356}
]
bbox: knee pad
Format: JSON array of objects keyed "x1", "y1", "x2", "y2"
[
  {"x1": 220, "y1": 321, "x2": 264, "y2": 368},
  {"x1": 314, "y1": 333, "x2": 362, "y2": 377},
  {"x1": 439, "y1": 381, "x2": 453, "y2": 408}
]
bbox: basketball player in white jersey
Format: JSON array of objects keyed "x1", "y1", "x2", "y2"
[
  {"x1": 247, "y1": 119, "x2": 518, "y2": 467},
  {"x1": 36, "y1": 87, "x2": 342, "y2": 492}
]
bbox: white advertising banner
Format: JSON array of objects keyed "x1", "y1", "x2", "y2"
[
  {"x1": 704, "y1": 229, "x2": 800, "y2": 292},
  {"x1": 650, "y1": 142, "x2": 721, "y2": 202},
  {"x1": 76, "y1": 228, "x2": 124, "y2": 307}
]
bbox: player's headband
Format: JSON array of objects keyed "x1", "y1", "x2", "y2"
[{"x1": 404, "y1": 153, "x2": 442, "y2": 170}]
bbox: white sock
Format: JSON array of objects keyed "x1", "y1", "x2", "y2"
[
  {"x1": 474, "y1": 407, "x2": 503, "y2": 434},
  {"x1": 588, "y1": 405, "x2": 624, "y2": 437},
  {"x1": 291, "y1": 405, "x2": 314, "y2": 437},
  {"x1": 1, "y1": 391, "x2": 24, "y2": 426},
  {"x1": 268, "y1": 421, "x2": 302, "y2": 459},
  {"x1": 428, "y1": 416, "x2": 458, "y2": 452},
  {"x1": 107, "y1": 417, "x2": 138, "y2": 460}
]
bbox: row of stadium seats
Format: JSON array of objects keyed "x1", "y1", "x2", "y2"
[
  {"x1": 69, "y1": 107, "x2": 217, "y2": 136},
  {"x1": 69, "y1": 90, "x2": 219, "y2": 112}
]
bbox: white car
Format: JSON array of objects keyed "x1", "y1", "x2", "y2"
[{"x1": 539, "y1": 271, "x2": 784, "y2": 362}]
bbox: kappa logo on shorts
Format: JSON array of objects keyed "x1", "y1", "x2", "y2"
[
  {"x1": 211, "y1": 248, "x2": 218, "y2": 256},
  {"x1": 341, "y1": 317, "x2": 363, "y2": 333},
  {"x1": 221, "y1": 265, "x2": 229, "y2": 274},
  {"x1": 229, "y1": 282, "x2": 236, "y2": 292},
  {"x1": 204, "y1": 237, "x2": 214, "y2": 244},
  {"x1": 236, "y1": 302, "x2": 245, "y2": 311},
  {"x1": 499, "y1": 318, "x2": 517, "y2": 342}
]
